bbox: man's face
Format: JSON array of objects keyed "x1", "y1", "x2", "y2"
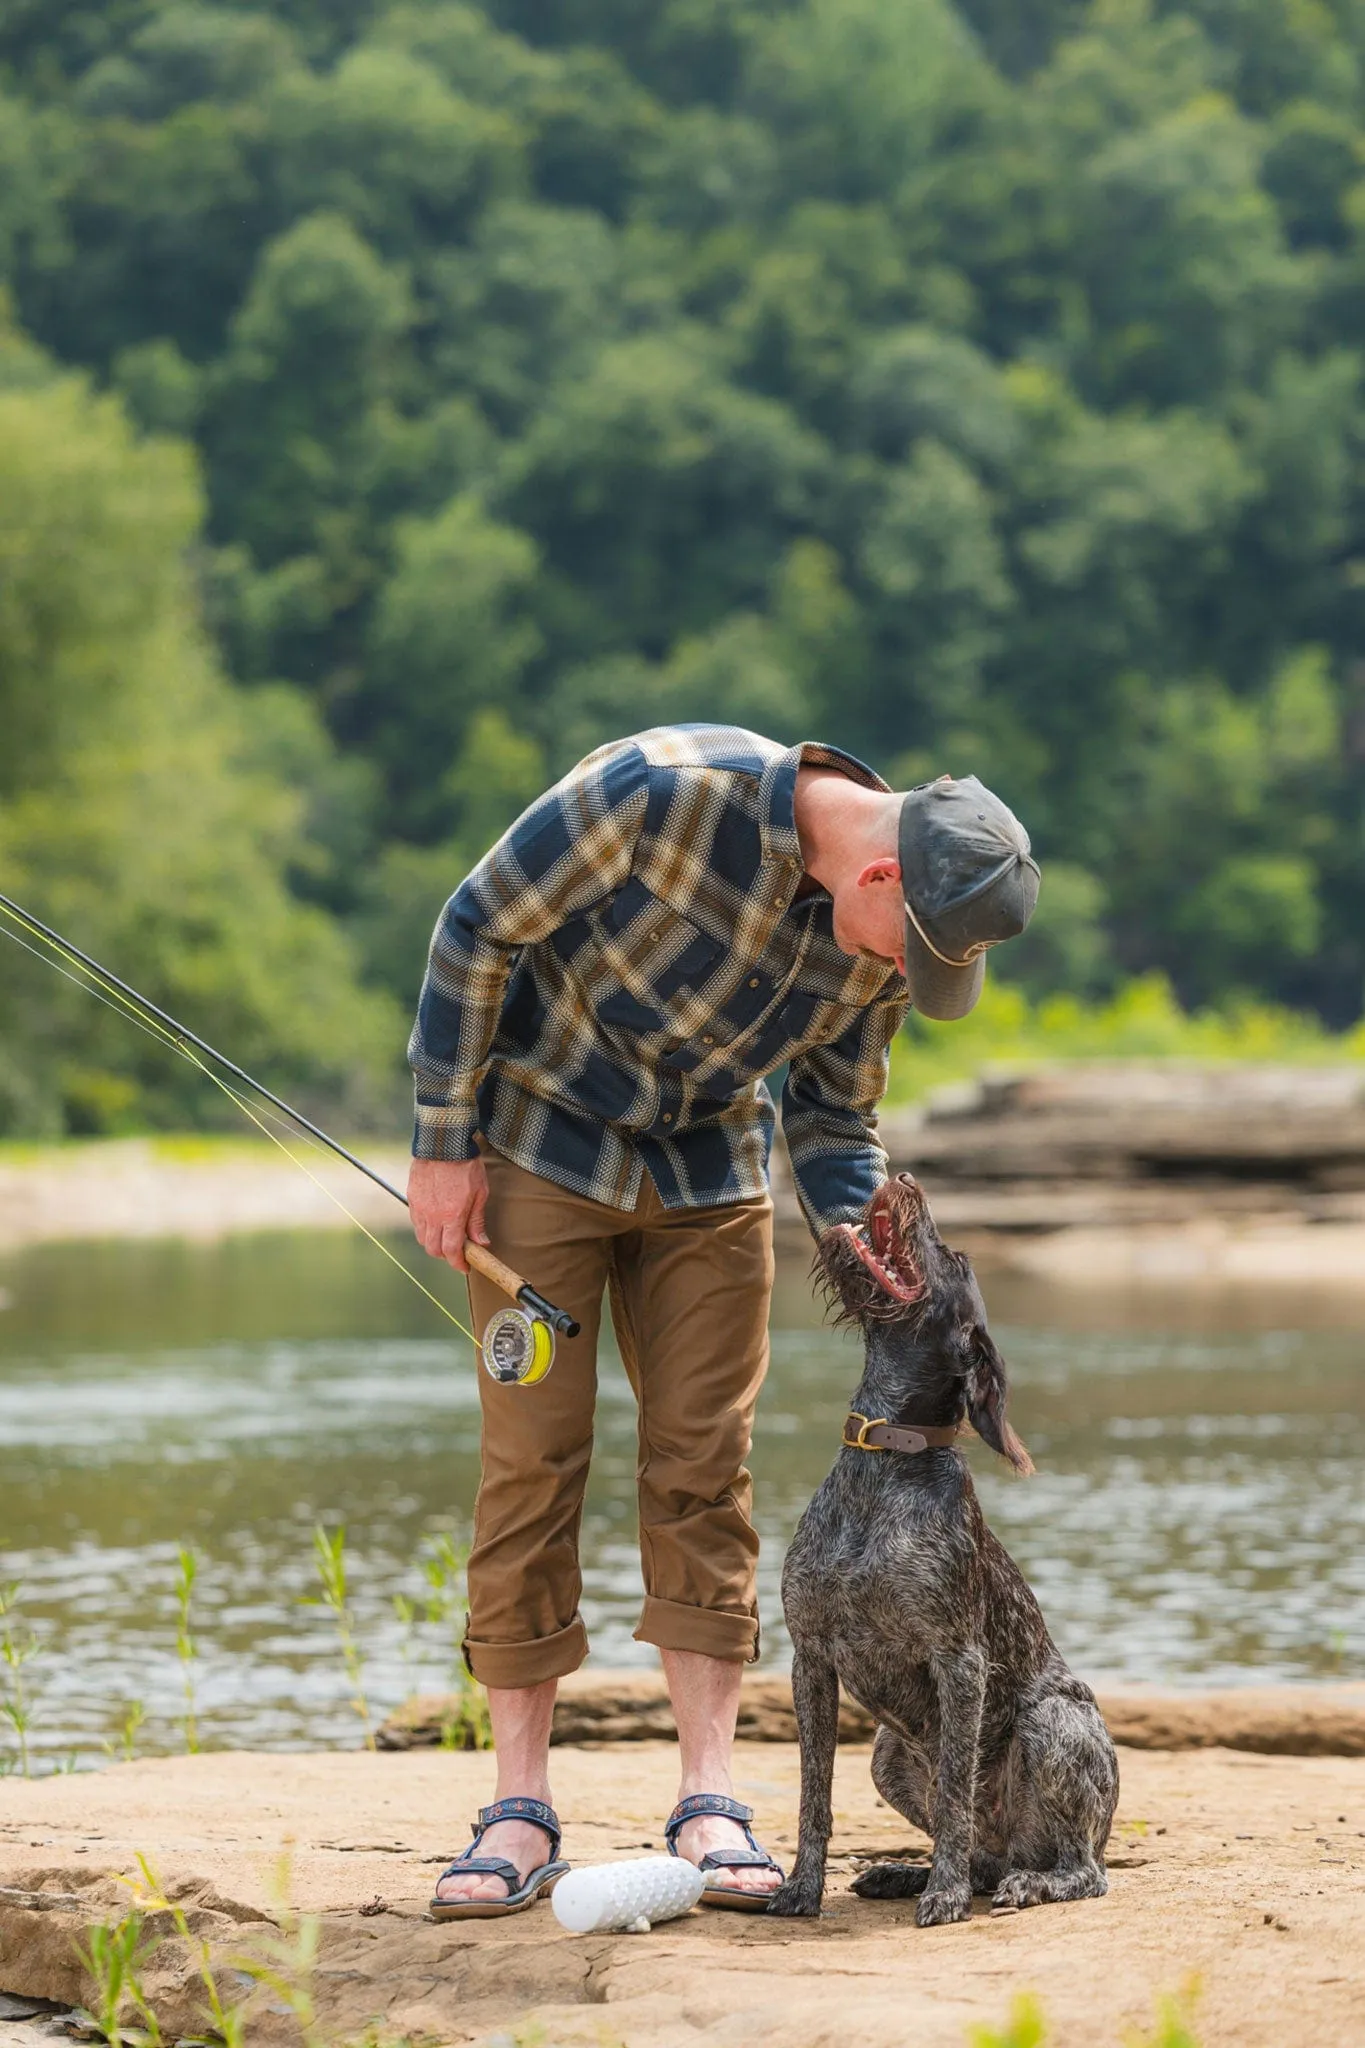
[{"x1": 830, "y1": 856, "x2": 906, "y2": 977}]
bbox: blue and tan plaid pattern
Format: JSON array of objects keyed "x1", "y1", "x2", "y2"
[{"x1": 409, "y1": 725, "x2": 908, "y2": 1235}]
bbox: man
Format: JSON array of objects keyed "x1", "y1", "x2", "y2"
[{"x1": 408, "y1": 725, "x2": 1038, "y2": 1914}]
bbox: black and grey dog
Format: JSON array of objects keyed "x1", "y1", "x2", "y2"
[{"x1": 769, "y1": 1174, "x2": 1118, "y2": 1925}]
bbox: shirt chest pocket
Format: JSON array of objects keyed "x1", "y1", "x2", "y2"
[
  {"x1": 577, "y1": 878, "x2": 726, "y2": 1034},
  {"x1": 747, "y1": 992, "x2": 857, "y2": 1071}
]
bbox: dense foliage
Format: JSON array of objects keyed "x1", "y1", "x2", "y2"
[
  {"x1": 0, "y1": 318, "x2": 401, "y2": 1134},
  {"x1": 5, "y1": 0, "x2": 1365, "y2": 1131}
]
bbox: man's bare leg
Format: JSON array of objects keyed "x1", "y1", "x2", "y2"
[
  {"x1": 433, "y1": 1679, "x2": 558, "y2": 1904},
  {"x1": 663, "y1": 1647, "x2": 781, "y2": 1898}
]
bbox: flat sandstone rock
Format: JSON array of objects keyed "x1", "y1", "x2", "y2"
[
  {"x1": 378, "y1": 1670, "x2": 1365, "y2": 1755},
  {"x1": 1, "y1": 1739, "x2": 1362, "y2": 2047}
]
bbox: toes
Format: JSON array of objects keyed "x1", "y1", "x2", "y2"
[
  {"x1": 709, "y1": 1872, "x2": 781, "y2": 1896},
  {"x1": 436, "y1": 1874, "x2": 509, "y2": 1905}
]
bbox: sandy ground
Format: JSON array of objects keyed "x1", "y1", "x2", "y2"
[{"x1": 2, "y1": 1742, "x2": 1363, "y2": 2048}]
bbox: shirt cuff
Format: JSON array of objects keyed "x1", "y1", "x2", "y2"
[{"x1": 411, "y1": 1102, "x2": 481, "y2": 1163}]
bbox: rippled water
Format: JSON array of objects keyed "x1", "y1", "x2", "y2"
[{"x1": 1, "y1": 1230, "x2": 1362, "y2": 1765}]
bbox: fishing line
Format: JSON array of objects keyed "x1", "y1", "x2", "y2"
[
  {"x1": 182, "y1": 1061, "x2": 480, "y2": 1347},
  {"x1": 0, "y1": 917, "x2": 333, "y2": 1163},
  {"x1": 0, "y1": 889, "x2": 580, "y2": 1362},
  {"x1": 0, "y1": 895, "x2": 479, "y2": 1347},
  {"x1": 0, "y1": 891, "x2": 404, "y2": 1204}
]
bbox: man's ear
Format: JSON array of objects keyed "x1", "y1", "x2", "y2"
[
  {"x1": 855, "y1": 855, "x2": 902, "y2": 891},
  {"x1": 961, "y1": 1323, "x2": 1034, "y2": 1475}
]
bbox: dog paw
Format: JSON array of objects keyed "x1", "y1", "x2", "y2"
[
  {"x1": 851, "y1": 1862, "x2": 931, "y2": 1900},
  {"x1": 916, "y1": 1883, "x2": 973, "y2": 1927},
  {"x1": 991, "y1": 1871, "x2": 1046, "y2": 1912},
  {"x1": 767, "y1": 1880, "x2": 823, "y2": 1918}
]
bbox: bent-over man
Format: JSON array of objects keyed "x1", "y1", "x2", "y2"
[{"x1": 407, "y1": 724, "x2": 1038, "y2": 1915}]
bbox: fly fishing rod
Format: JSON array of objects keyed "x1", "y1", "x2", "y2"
[{"x1": 0, "y1": 889, "x2": 579, "y2": 1378}]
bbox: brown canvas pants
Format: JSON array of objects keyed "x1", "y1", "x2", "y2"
[{"x1": 462, "y1": 1148, "x2": 775, "y2": 1689}]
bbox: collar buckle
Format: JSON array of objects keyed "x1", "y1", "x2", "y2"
[{"x1": 842, "y1": 1410, "x2": 890, "y2": 1451}]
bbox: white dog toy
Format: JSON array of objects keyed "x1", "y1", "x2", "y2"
[{"x1": 551, "y1": 1856, "x2": 706, "y2": 1934}]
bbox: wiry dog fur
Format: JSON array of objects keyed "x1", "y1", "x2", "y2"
[{"x1": 770, "y1": 1174, "x2": 1119, "y2": 1925}]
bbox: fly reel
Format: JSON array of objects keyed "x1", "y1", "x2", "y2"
[
  {"x1": 481, "y1": 1305, "x2": 556, "y2": 1386},
  {"x1": 464, "y1": 1241, "x2": 578, "y2": 1386}
]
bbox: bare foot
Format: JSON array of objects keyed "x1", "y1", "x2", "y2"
[
  {"x1": 672, "y1": 1810, "x2": 781, "y2": 1898},
  {"x1": 434, "y1": 1815, "x2": 556, "y2": 1906}
]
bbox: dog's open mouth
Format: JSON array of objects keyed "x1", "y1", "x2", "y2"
[
  {"x1": 816, "y1": 1177, "x2": 929, "y2": 1324},
  {"x1": 830, "y1": 1214, "x2": 925, "y2": 1305}
]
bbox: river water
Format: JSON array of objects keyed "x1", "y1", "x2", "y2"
[{"x1": 1, "y1": 1229, "x2": 1363, "y2": 1766}]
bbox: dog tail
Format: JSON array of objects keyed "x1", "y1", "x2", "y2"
[{"x1": 964, "y1": 1325, "x2": 1034, "y2": 1475}]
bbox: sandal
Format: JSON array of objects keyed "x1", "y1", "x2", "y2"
[
  {"x1": 428, "y1": 1796, "x2": 569, "y2": 1921},
  {"x1": 664, "y1": 1793, "x2": 785, "y2": 1913}
]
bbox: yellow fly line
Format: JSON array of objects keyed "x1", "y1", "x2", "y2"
[{"x1": 0, "y1": 896, "x2": 479, "y2": 1351}]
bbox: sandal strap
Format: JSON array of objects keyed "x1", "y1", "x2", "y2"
[
  {"x1": 665, "y1": 1793, "x2": 754, "y2": 1842},
  {"x1": 472, "y1": 1796, "x2": 562, "y2": 1859},
  {"x1": 436, "y1": 1855, "x2": 523, "y2": 1891},
  {"x1": 697, "y1": 1847, "x2": 779, "y2": 1873}
]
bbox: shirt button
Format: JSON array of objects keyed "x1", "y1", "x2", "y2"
[
  {"x1": 648, "y1": 930, "x2": 660, "y2": 942},
  {"x1": 748, "y1": 978, "x2": 760, "y2": 989},
  {"x1": 701, "y1": 1034, "x2": 714, "y2": 1045},
  {"x1": 662, "y1": 1111, "x2": 673, "y2": 1123}
]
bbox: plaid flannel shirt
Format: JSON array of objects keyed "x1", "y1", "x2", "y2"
[{"x1": 409, "y1": 724, "x2": 908, "y2": 1236}]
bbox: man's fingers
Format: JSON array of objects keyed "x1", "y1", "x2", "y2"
[
  {"x1": 411, "y1": 1200, "x2": 442, "y2": 1260},
  {"x1": 440, "y1": 1216, "x2": 471, "y2": 1273},
  {"x1": 407, "y1": 1160, "x2": 488, "y2": 1270}
]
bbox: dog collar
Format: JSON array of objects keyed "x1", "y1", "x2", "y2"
[{"x1": 842, "y1": 1412, "x2": 962, "y2": 1455}]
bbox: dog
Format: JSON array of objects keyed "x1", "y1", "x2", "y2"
[{"x1": 769, "y1": 1174, "x2": 1119, "y2": 1925}]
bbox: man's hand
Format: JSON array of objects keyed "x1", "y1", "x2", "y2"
[{"x1": 408, "y1": 1157, "x2": 491, "y2": 1273}]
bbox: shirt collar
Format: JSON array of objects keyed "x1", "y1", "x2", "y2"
[{"x1": 760, "y1": 741, "x2": 891, "y2": 868}]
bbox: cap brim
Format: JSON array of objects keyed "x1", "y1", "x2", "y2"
[{"x1": 903, "y1": 913, "x2": 986, "y2": 1021}]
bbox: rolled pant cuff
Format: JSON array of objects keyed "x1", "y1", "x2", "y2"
[
  {"x1": 465, "y1": 1616, "x2": 589, "y2": 1689},
  {"x1": 634, "y1": 1594, "x2": 758, "y2": 1663}
]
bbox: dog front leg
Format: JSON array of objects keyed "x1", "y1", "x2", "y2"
[
  {"x1": 919, "y1": 1645, "x2": 986, "y2": 1927},
  {"x1": 768, "y1": 1649, "x2": 840, "y2": 1917}
]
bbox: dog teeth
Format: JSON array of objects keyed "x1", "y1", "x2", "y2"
[{"x1": 839, "y1": 1217, "x2": 923, "y2": 1304}]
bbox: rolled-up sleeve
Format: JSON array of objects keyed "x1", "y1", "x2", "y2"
[
  {"x1": 408, "y1": 740, "x2": 650, "y2": 1161},
  {"x1": 780, "y1": 986, "x2": 907, "y2": 1235}
]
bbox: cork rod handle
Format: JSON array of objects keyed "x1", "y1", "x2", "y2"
[{"x1": 464, "y1": 1239, "x2": 529, "y2": 1302}]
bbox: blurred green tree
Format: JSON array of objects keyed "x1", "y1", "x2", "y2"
[
  {"x1": 3, "y1": 0, "x2": 1365, "y2": 1039},
  {"x1": 0, "y1": 338, "x2": 399, "y2": 1136}
]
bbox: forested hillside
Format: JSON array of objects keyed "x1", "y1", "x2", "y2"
[{"x1": 4, "y1": 0, "x2": 1365, "y2": 1133}]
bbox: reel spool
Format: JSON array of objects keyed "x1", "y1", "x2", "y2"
[{"x1": 481, "y1": 1305, "x2": 556, "y2": 1386}]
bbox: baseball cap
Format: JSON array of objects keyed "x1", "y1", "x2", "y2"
[{"x1": 897, "y1": 775, "x2": 1040, "y2": 1020}]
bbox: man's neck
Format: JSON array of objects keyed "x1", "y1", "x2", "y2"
[{"x1": 794, "y1": 766, "x2": 888, "y2": 894}]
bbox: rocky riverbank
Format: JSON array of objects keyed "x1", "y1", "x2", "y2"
[
  {"x1": 1, "y1": 1731, "x2": 1362, "y2": 2048},
  {"x1": 8, "y1": 1065, "x2": 1365, "y2": 1291},
  {"x1": 813, "y1": 1061, "x2": 1365, "y2": 1288}
]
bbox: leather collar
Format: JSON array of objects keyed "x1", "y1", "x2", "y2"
[{"x1": 842, "y1": 1411, "x2": 962, "y2": 1455}]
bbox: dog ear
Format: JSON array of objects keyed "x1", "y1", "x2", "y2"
[{"x1": 962, "y1": 1323, "x2": 1034, "y2": 1475}]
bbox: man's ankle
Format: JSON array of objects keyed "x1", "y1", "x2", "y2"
[{"x1": 677, "y1": 1772, "x2": 736, "y2": 1801}]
